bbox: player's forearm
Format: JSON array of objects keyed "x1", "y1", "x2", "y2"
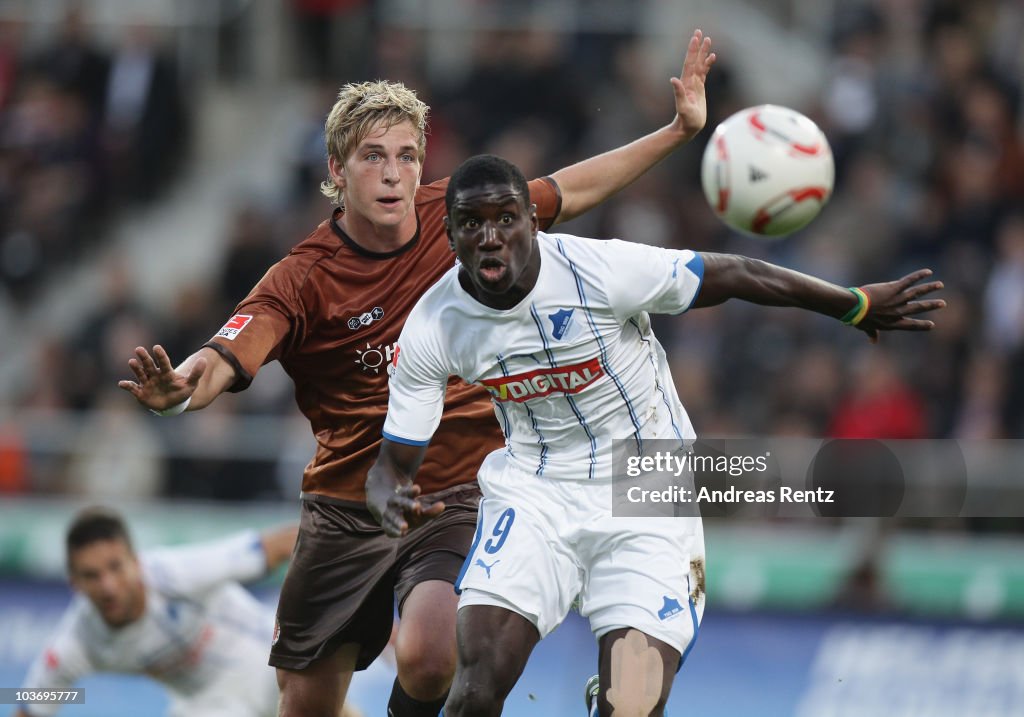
[
  {"x1": 550, "y1": 123, "x2": 692, "y2": 224},
  {"x1": 694, "y1": 253, "x2": 857, "y2": 318},
  {"x1": 367, "y1": 440, "x2": 426, "y2": 493},
  {"x1": 178, "y1": 347, "x2": 236, "y2": 410}
]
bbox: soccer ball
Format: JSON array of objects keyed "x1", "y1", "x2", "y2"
[{"x1": 700, "y1": 104, "x2": 834, "y2": 237}]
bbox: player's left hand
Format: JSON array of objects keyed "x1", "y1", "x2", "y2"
[
  {"x1": 670, "y1": 28, "x2": 716, "y2": 140},
  {"x1": 856, "y1": 269, "x2": 946, "y2": 343},
  {"x1": 367, "y1": 481, "x2": 445, "y2": 538}
]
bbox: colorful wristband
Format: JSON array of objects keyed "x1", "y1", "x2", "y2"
[{"x1": 840, "y1": 287, "x2": 871, "y2": 326}]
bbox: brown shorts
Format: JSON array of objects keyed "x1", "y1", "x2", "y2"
[{"x1": 269, "y1": 482, "x2": 481, "y2": 671}]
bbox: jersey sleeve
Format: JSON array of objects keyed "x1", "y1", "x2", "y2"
[
  {"x1": 529, "y1": 177, "x2": 562, "y2": 230},
  {"x1": 594, "y1": 240, "x2": 704, "y2": 320},
  {"x1": 143, "y1": 530, "x2": 268, "y2": 599},
  {"x1": 19, "y1": 607, "x2": 94, "y2": 717},
  {"x1": 204, "y1": 255, "x2": 313, "y2": 392},
  {"x1": 381, "y1": 306, "x2": 452, "y2": 446}
]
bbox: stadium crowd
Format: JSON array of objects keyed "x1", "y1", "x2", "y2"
[{"x1": 1, "y1": 0, "x2": 1022, "y2": 514}]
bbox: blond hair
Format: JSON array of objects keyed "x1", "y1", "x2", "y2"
[{"x1": 320, "y1": 80, "x2": 430, "y2": 206}]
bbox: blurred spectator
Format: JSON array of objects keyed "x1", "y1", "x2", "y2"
[
  {"x1": 100, "y1": 24, "x2": 189, "y2": 203},
  {"x1": 829, "y1": 353, "x2": 927, "y2": 440},
  {"x1": 64, "y1": 388, "x2": 166, "y2": 498},
  {"x1": 289, "y1": 0, "x2": 374, "y2": 82}
]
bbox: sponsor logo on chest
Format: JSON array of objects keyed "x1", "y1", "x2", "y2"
[
  {"x1": 479, "y1": 357, "x2": 604, "y2": 402},
  {"x1": 355, "y1": 341, "x2": 399, "y2": 374}
]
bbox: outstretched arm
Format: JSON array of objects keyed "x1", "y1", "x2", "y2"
[
  {"x1": 550, "y1": 29, "x2": 716, "y2": 223},
  {"x1": 117, "y1": 345, "x2": 237, "y2": 413},
  {"x1": 694, "y1": 253, "x2": 946, "y2": 342},
  {"x1": 366, "y1": 440, "x2": 443, "y2": 538}
]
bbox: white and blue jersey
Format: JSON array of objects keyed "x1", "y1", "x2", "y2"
[
  {"x1": 383, "y1": 231, "x2": 704, "y2": 481},
  {"x1": 20, "y1": 532, "x2": 279, "y2": 717}
]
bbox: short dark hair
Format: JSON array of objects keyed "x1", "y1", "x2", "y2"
[
  {"x1": 66, "y1": 507, "x2": 134, "y2": 567},
  {"x1": 445, "y1": 154, "x2": 530, "y2": 215}
]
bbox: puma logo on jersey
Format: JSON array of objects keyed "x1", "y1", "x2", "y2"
[
  {"x1": 479, "y1": 357, "x2": 604, "y2": 402},
  {"x1": 475, "y1": 558, "x2": 500, "y2": 578}
]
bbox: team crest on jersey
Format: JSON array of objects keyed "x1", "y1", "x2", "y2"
[
  {"x1": 548, "y1": 308, "x2": 579, "y2": 341},
  {"x1": 479, "y1": 357, "x2": 603, "y2": 402},
  {"x1": 272, "y1": 618, "x2": 281, "y2": 646},
  {"x1": 347, "y1": 306, "x2": 385, "y2": 330},
  {"x1": 657, "y1": 595, "x2": 684, "y2": 621},
  {"x1": 216, "y1": 314, "x2": 252, "y2": 341}
]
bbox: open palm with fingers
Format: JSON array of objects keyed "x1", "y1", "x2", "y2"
[
  {"x1": 117, "y1": 344, "x2": 206, "y2": 411},
  {"x1": 671, "y1": 29, "x2": 717, "y2": 140},
  {"x1": 857, "y1": 269, "x2": 946, "y2": 343}
]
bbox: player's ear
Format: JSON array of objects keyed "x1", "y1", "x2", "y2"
[
  {"x1": 529, "y1": 203, "x2": 539, "y2": 234},
  {"x1": 444, "y1": 216, "x2": 455, "y2": 251},
  {"x1": 328, "y1": 155, "x2": 346, "y2": 189}
]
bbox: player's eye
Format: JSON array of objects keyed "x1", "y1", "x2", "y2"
[
  {"x1": 366, "y1": 152, "x2": 381, "y2": 161},
  {"x1": 499, "y1": 214, "x2": 514, "y2": 225},
  {"x1": 463, "y1": 218, "x2": 479, "y2": 229},
  {"x1": 400, "y1": 153, "x2": 415, "y2": 162}
]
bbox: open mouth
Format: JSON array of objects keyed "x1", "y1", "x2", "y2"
[
  {"x1": 377, "y1": 197, "x2": 402, "y2": 207},
  {"x1": 477, "y1": 258, "x2": 506, "y2": 283}
]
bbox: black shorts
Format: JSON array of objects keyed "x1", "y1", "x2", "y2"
[{"x1": 269, "y1": 482, "x2": 480, "y2": 671}]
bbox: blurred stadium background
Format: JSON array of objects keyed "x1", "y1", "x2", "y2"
[{"x1": 1, "y1": 0, "x2": 1023, "y2": 714}]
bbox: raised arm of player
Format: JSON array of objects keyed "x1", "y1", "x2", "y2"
[
  {"x1": 365, "y1": 440, "x2": 444, "y2": 539},
  {"x1": 693, "y1": 254, "x2": 946, "y2": 342},
  {"x1": 549, "y1": 28, "x2": 716, "y2": 223},
  {"x1": 117, "y1": 344, "x2": 237, "y2": 412}
]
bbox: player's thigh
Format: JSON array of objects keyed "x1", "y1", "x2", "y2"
[
  {"x1": 277, "y1": 641, "x2": 360, "y2": 717},
  {"x1": 394, "y1": 579, "x2": 459, "y2": 689},
  {"x1": 594, "y1": 628, "x2": 679, "y2": 717},
  {"x1": 273, "y1": 499, "x2": 399, "y2": 673},
  {"x1": 581, "y1": 522, "x2": 705, "y2": 661}
]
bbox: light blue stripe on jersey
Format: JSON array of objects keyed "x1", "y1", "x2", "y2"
[
  {"x1": 628, "y1": 317, "x2": 684, "y2": 445},
  {"x1": 683, "y1": 253, "x2": 705, "y2": 311},
  {"x1": 382, "y1": 430, "x2": 430, "y2": 447},
  {"x1": 454, "y1": 499, "x2": 487, "y2": 595},
  {"x1": 529, "y1": 304, "x2": 597, "y2": 480},
  {"x1": 555, "y1": 236, "x2": 644, "y2": 455},
  {"x1": 681, "y1": 575, "x2": 701, "y2": 665},
  {"x1": 499, "y1": 353, "x2": 548, "y2": 474},
  {"x1": 493, "y1": 354, "x2": 515, "y2": 457}
]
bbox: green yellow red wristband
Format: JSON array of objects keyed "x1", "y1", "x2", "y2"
[{"x1": 840, "y1": 287, "x2": 870, "y2": 326}]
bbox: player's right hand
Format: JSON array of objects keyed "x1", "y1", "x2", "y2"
[
  {"x1": 367, "y1": 481, "x2": 445, "y2": 538},
  {"x1": 856, "y1": 269, "x2": 946, "y2": 343},
  {"x1": 118, "y1": 344, "x2": 206, "y2": 411}
]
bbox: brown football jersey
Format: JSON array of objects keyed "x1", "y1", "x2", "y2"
[{"x1": 205, "y1": 176, "x2": 561, "y2": 502}]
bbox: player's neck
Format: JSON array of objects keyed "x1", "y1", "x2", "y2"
[{"x1": 336, "y1": 209, "x2": 418, "y2": 254}]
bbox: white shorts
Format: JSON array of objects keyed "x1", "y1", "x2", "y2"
[{"x1": 456, "y1": 451, "x2": 706, "y2": 658}]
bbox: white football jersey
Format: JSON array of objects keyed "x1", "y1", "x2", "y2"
[
  {"x1": 383, "y1": 232, "x2": 703, "y2": 480},
  {"x1": 20, "y1": 532, "x2": 278, "y2": 717}
]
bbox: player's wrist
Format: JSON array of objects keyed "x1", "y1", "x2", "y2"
[
  {"x1": 839, "y1": 287, "x2": 871, "y2": 326},
  {"x1": 149, "y1": 395, "x2": 192, "y2": 417}
]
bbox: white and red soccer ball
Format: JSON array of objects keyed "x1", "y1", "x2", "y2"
[{"x1": 701, "y1": 104, "x2": 834, "y2": 238}]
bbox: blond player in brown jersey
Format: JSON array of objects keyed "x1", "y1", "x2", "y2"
[{"x1": 118, "y1": 30, "x2": 717, "y2": 717}]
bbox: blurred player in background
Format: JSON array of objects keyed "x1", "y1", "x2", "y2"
[
  {"x1": 366, "y1": 154, "x2": 946, "y2": 716},
  {"x1": 10, "y1": 507, "x2": 344, "y2": 717},
  {"x1": 117, "y1": 29, "x2": 716, "y2": 717}
]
